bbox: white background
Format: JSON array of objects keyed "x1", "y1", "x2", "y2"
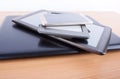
[{"x1": 0, "y1": 0, "x2": 120, "y2": 13}]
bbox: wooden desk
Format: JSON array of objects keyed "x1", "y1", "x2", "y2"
[{"x1": 0, "y1": 12, "x2": 120, "y2": 79}]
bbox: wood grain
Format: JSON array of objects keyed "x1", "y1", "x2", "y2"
[{"x1": 0, "y1": 11, "x2": 120, "y2": 79}]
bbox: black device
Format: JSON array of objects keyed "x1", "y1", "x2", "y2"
[
  {"x1": 12, "y1": 10, "x2": 89, "y2": 39},
  {"x1": 87, "y1": 16, "x2": 120, "y2": 50},
  {"x1": 0, "y1": 16, "x2": 119, "y2": 59},
  {"x1": 50, "y1": 24, "x2": 112, "y2": 54}
]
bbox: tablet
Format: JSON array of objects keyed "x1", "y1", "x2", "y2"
[
  {"x1": 50, "y1": 24, "x2": 112, "y2": 54},
  {"x1": 12, "y1": 10, "x2": 89, "y2": 39}
]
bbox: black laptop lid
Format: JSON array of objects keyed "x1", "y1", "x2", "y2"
[{"x1": 0, "y1": 16, "x2": 120, "y2": 59}]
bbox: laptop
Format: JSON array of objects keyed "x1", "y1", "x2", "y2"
[{"x1": 0, "y1": 16, "x2": 120, "y2": 59}]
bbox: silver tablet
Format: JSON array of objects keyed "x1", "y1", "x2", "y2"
[{"x1": 12, "y1": 10, "x2": 89, "y2": 39}]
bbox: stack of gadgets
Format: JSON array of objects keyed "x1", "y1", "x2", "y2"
[
  {"x1": 0, "y1": 10, "x2": 120, "y2": 59},
  {"x1": 12, "y1": 10, "x2": 111, "y2": 55}
]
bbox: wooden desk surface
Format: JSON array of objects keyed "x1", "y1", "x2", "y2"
[{"x1": 0, "y1": 11, "x2": 120, "y2": 79}]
